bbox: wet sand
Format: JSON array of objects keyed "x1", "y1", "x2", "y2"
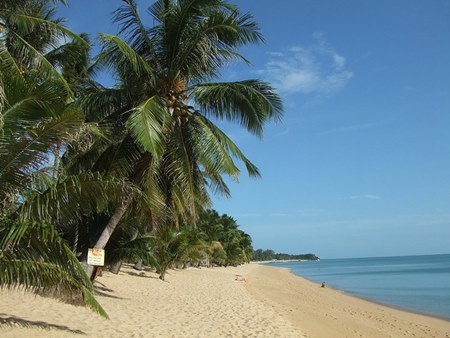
[{"x1": 246, "y1": 265, "x2": 450, "y2": 338}]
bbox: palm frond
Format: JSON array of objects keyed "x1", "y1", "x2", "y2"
[
  {"x1": 192, "y1": 80, "x2": 283, "y2": 136},
  {"x1": 7, "y1": 13, "x2": 89, "y2": 48},
  {"x1": 113, "y1": 0, "x2": 160, "y2": 68},
  {"x1": 97, "y1": 33, "x2": 156, "y2": 79},
  {"x1": 126, "y1": 96, "x2": 168, "y2": 156},
  {"x1": 0, "y1": 108, "x2": 84, "y2": 191},
  {"x1": 8, "y1": 30, "x2": 72, "y2": 96},
  {"x1": 20, "y1": 173, "x2": 134, "y2": 226},
  {"x1": 0, "y1": 219, "x2": 108, "y2": 318},
  {"x1": 193, "y1": 113, "x2": 260, "y2": 177},
  {"x1": 161, "y1": 0, "x2": 263, "y2": 81},
  {"x1": 0, "y1": 43, "x2": 27, "y2": 105},
  {"x1": 79, "y1": 87, "x2": 130, "y2": 122}
]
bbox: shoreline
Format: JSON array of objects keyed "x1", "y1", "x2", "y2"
[
  {"x1": 0, "y1": 264, "x2": 449, "y2": 337},
  {"x1": 246, "y1": 264, "x2": 450, "y2": 338},
  {"x1": 278, "y1": 265, "x2": 450, "y2": 323}
]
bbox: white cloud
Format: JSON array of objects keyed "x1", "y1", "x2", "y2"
[
  {"x1": 270, "y1": 213, "x2": 290, "y2": 217},
  {"x1": 234, "y1": 213, "x2": 263, "y2": 217},
  {"x1": 275, "y1": 129, "x2": 289, "y2": 137},
  {"x1": 294, "y1": 208, "x2": 326, "y2": 217},
  {"x1": 287, "y1": 212, "x2": 450, "y2": 230},
  {"x1": 350, "y1": 194, "x2": 382, "y2": 200},
  {"x1": 257, "y1": 34, "x2": 353, "y2": 95},
  {"x1": 319, "y1": 122, "x2": 381, "y2": 135}
]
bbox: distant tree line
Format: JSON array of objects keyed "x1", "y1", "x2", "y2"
[
  {"x1": 101, "y1": 209, "x2": 254, "y2": 280},
  {"x1": 252, "y1": 249, "x2": 319, "y2": 261}
]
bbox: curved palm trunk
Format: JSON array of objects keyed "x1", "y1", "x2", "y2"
[
  {"x1": 110, "y1": 228, "x2": 140, "y2": 274},
  {"x1": 83, "y1": 198, "x2": 131, "y2": 279}
]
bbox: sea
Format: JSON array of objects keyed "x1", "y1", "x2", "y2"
[{"x1": 266, "y1": 254, "x2": 450, "y2": 320}]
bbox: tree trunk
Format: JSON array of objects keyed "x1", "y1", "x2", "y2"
[
  {"x1": 53, "y1": 143, "x2": 61, "y2": 178},
  {"x1": 84, "y1": 199, "x2": 131, "y2": 279},
  {"x1": 133, "y1": 260, "x2": 143, "y2": 270},
  {"x1": 159, "y1": 270, "x2": 166, "y2": 280},
  {"x1": 109, "y1": 260, "x2": 122, "y2": 274},
  {"x1": 109, "y1": 228, "x2": 140, "y2": 274}
]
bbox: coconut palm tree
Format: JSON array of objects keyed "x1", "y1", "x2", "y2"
[
  {"x1": 77, "y1": 0, "x2": 282, "y2": 271},
  {"x1": 0, "y1": 56, "x2": 113, "y2": 317},
  {"x1": 196, "y1": 209, "x2": 253, "y2": 266},
  {"x1": 0, "y1": 0, "x2": 127, "y2": 317}
]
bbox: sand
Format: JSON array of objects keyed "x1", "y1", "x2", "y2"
[
  {"x1": 0, "y1": 264, "x2": 303, "y2": 338},
  {"x1": 0, "y1": 264, "x2": 449, "y2": 337},
  {"x1": 247, "y1": 265, "x2": 450, "y2": 338}
]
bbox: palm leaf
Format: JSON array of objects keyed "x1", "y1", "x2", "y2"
[
  {"x1": 7, "y1": 13, "x2": 89, "y2": 48},
  {"x1": 20, "y1": 173, "x2": 135, "y2": 227},
  {"x1": 97, "y1": 33, "x2": 156, "y2": 79},
  {"x1": 126, "y1": 96, "x2": 168, "y2": 156},
  {"x1": 113, "y1": 0, "x2": 160, "y2": 68},
  {"x1": 8, "y1": 30, "x2": 72, "y2": 96},
  {"x1": 192, "y1": 80, "x2": 283, "y2": 136},
  {"x1": 0, "y1": 108, "x2": 84, "y2": 191},
  {"x1": 193, "y1": 113, "x2": 260, "y2": 177},
  {"x1": 0, "y1": 220, "x2": 108, "y2": 318}
]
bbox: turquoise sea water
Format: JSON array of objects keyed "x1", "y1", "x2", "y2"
[{"x1": 266, "y1": 254, "x2": 450, "y2": 319}]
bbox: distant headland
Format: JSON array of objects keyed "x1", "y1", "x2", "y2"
[{"x1": 252, "y1": 249, "x2": 320, "y2": 262}]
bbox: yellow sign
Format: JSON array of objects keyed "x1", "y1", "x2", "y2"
[{"x1": 87, "y1": 248, "x2": 105, "y2": 266}]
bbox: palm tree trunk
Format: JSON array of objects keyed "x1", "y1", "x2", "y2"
[
  {"x1": 133, "y1": 260, "x2": 143, "y2": 270},
  {"x1": 109, "y1": 260, "x2": 122, "y2": 274},
  {"x1": 109, "y1": 228, "x2": 139, "y2": 274},
  {"x1": 53, "y1": 142, "x2": 61, "y2": 178},
  {"x1": 83, "y1": 198, "x2": 131, "y2": 279}
]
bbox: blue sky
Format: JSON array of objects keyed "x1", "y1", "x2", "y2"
[{"x1": 59, "y1": 1, "x2": 450, "y2": 258}]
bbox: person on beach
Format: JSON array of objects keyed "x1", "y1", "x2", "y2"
[{"x1": 321, "y1": 282, "x2": 326, "y2": 288}]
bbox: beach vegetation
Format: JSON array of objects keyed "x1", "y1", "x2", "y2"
[
  {"x1": 0, "y1": 0, "x2": 281, "y2": 317},
  {"x1": 252, "y1": 249, "x2": 319, "y2": 262},
  {"x1": 0, "y1": 0, "x2": 113, "y2": 317},
  {"x1": 70, "y1": 0, "x2": 281, "y2": 278}
]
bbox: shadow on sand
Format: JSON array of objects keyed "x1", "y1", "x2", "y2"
[
  {"x1": 0, "y1": 314, "x2": 85, "y2": 335},
  {"x1": 123, "y1": 270, "x2": 160, "y2": 279},
  {"x1": 94, "y1": 288, "x2": 126, "y2": 300}
]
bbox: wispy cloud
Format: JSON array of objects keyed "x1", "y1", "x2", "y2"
[
  {"x1": 259, "y1": 212, "x2": 450, "y2": 232},
  {"x1": 234, "y1": 213, "x2": 263, "y2": 217},
  {"x1": 270, "y1": 213, "x2": 290, "y2": 217},
  {"x1": 350, "y1": 194, "x2": 382, "y2": 200},
  {"x1": 294, "y1": 208, "x2": 326, "y2": 217},
  {"x1": 257, "y1": 33, "x2": 353, "y2": 95},
  {"x1": 275, "y1": 129, "x2": 289, "y2": 137},
  {"x1": 319, "y1": 122, "x2": 381, "y2": 136}
]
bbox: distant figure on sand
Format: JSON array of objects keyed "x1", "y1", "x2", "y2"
[
  {"x1": 235, "y1": 275, "x2": 246, "y2": 282},
  {"x1": 321, "y1": 282, "x2": 326, "y2": 288}
]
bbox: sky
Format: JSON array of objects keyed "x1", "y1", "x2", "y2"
[{"x1": 58, "y1": 0, "x2": 450, "y2": 259}]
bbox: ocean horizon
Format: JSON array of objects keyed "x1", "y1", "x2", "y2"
[{"x1": 266, "y1": 253, "x2": 450, "y2": 320}]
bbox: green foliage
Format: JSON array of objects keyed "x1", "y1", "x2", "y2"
[
  {"x1": 0, "y1": 0, "x2": 114, "y2": 317},
  {"x1": 1, "y1": 0, "x2": 282, "y2": 318},
  {"x1": 87, "y1": 0, "x2": 283, "y2": 226},
  {"x1": 196, "y1": 209, "x2": 254, "y2": 266},
  {"x1": 252, "y1": 249, "x2": 320, "y2": 262},
  {"x1": 149, "y1": 225, "x2": 199, "y2": 280},
  {"x1": 0, "y1": 219, "x2": 108, "y2": 318}
]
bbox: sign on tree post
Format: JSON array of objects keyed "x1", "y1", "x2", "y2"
[{"x1": 87, "y1": 248, "x2": 105, "y2": 266}]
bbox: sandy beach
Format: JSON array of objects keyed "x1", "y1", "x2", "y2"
[{"x1": 1, "y1": 264, "x2": 449, "y2": 338}]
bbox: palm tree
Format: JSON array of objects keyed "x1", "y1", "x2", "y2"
[
  {"x1": 78, "y1": 0, "x2": 282, "y2": 272},
  {"x1": 148, "y1": 225, "x2": 209, "y2": 280},
  {"x1": 0, "y1": 57, "x2": 111, "y2": 317},
  {"x1": 197, "y1": 209, "x2": 253, "y2": 266},
  {"x1": 0, "y1": 0, "x2": 126, "y2": 317}
]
